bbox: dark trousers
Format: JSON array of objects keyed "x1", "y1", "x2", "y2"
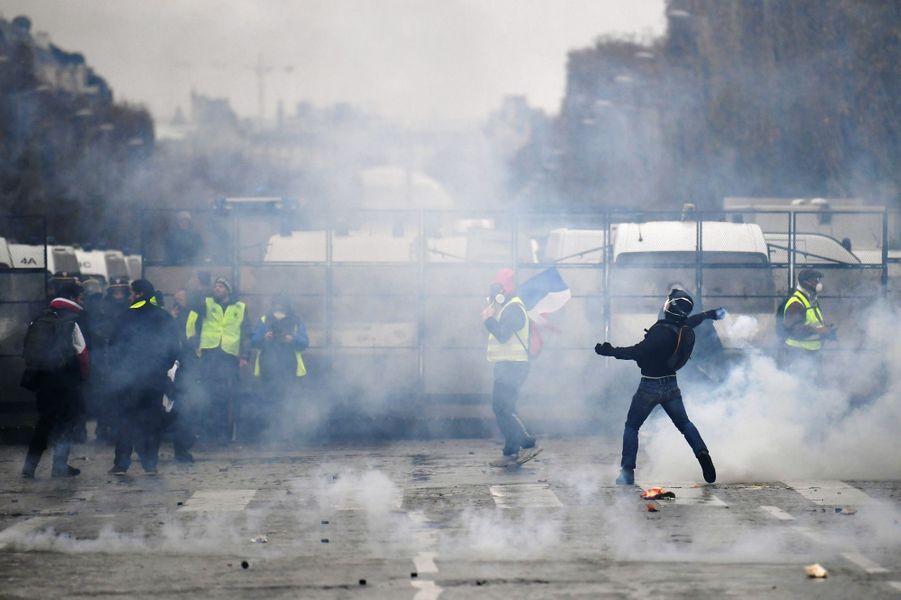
[
  {"x1": 492, "y1": 361, "x2": 534, "y2": 456},
  {"x1": 24, "y1": 379, "x2": 80, "y2": 473},
  {"x1": 113, "y1": 389, "x2": 164, "y2": 471},
  {"x1": 198, "y1": 349, "x2": 240, "y2": 442},
  {"x1": 621, "y1": 376, "x2": 707, "y2": 470}
]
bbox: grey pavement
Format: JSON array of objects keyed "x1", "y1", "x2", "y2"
[{"x1": 1, "y1": 436, "x2": 900, "y2": 599}]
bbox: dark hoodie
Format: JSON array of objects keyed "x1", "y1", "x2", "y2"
[{"x1": 610, "y1": 310, "x2": 718, "y2": 377}]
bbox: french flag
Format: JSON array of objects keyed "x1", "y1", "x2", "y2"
[{"x1": 518, "y1": 267, "x2": 571, "y2": 325}]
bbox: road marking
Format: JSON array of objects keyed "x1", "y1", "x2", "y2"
[
  {"x1": 635, "y1": 482, "x2": 728, "y2": 508},
  {"x1": 414, "y1": 551, "x2": 438, "y2": 574},
  {"x1": 783, "y1": 480, "x2": 872, "y2": 506},
  {"x1": 489, "y1": 483, "x2": 563, "y2": 509},
  {"x1": 178, "y1": 489, "x2": 257, "y2": 513},
  {"x1": 842, "y1": 552, "x2": 889, "y2": 574},
  {"x1": 411, "y1": 580, "x2": 443, "y2": 600},
  {"x1": 760, "y1": 505, "x2": 794, "y2": 521},
  {"x1": 792, "y1": 526, "x2": 827, "y2": 544},
  {"x1": 0, "y1": 516, "x2": 58, "y2": 550}
]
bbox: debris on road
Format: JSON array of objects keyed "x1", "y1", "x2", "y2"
[
  {"x1": 640, "y1": 487, "x2": 676, "y2": 500},
  {"x1": 359, "y1": 579, "x2": 367, "y2": 586},
  {"x1": 241, "y1": 561, "x2": 249, "y2": 570},
  {"x1": 411, "y1": 572, "x2": 418, "y2": 578},
  {"x1": 834, "y1": 506, "x2": 857, "y2": 515},
  {"x1": 250, "y1": 535, "x2": 269, "y2": 543},
  {"x1": 321, "y1": 538, "x2": 329, "y2": 543},
  {"x1": 646, "y1": 502, "x2": 659, "y2": 513},
  {"x1": 805, "y1": 564, "x2": 828, "y2": 578}
]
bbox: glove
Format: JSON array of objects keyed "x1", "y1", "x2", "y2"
[
  {"x1": 706, "y1": 308, "x2": 727, "y2": 320},
  {"x1": 595, "y1": 342, "x2": 614, "y2": 356}
]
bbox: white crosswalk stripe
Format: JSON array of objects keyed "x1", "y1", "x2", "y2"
[
  {"x1": 783, "y1": 480, "x2": 873, "y2": 506},
  {"x1": 489, "y1": 483, "x2": 563, "y2": 509},
  {"x1": 841, "y1": 552, "x2": 889, "y2": 574},
  {"x1": 760, "y1": 505, "x2": 794, "y2": 521}
]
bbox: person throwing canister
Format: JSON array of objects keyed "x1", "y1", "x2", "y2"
[{"x1": 595, "y1": 288, "x2": 725, "y2": 485}]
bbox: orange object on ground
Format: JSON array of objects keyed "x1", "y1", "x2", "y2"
[
  {"x1": 646, "y1": 503, "x2": 659, "y2": 512},
  {"x1": 640, "y1": 487, "x2": 676, "y2": 500}
]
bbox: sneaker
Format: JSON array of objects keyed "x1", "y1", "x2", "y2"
[
  {"x1": 615, "y1": 468, "x2": 635, "y2": 486},
  {"x1": 51, "y1": 465, "x2": 81, "y2": 478},
  {"x1": 174, "y1": 452, "x2": 194, "y2": 464},
  {"x1": 108, "y1": 465, "x2": 128, "y2": 475},
  {"x1": 696, "y1": 450, "x2": 716, "y2": 483},
  {"x1": 515, "y1": 446, "x2": 543, "y2": 466},
  {"x1": 143, "y1": 465, "x2": 158, "y2": 475},
  {"x1": 489, "y1": 455, "x2": 518, "y2": 468},
  {"x1": 21, "y1": 468, "x2": 35, "y2": 479}
]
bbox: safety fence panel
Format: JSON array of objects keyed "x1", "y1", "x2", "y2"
[
  {"x1": 0, "y1": 217, "x2": 47, "y2": 438},
  {"x1": 136, "y1": 207, "x2": 896, "y2": 429}
]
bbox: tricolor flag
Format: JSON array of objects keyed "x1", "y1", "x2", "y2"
[{"x1": 518, "y1": 267, "x2": 572, "y2": 325}]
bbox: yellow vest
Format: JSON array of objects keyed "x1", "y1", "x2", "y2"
[
  {"x1": 783, "y1": 290, "x2": 825, "y2": 351},
  {"x1": 186, "y1": 297, "x2": 246, "y2": 357},
  {"x1": 253, "y1": 315, "x2": 307, "y2": 378},
  {"x1": 487, "y1": 297, "x2": 530, "y2": 362}
]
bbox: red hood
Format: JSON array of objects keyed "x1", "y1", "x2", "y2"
[{"x1": 49, "y1": 298, "x2": 83, "y2": 313}]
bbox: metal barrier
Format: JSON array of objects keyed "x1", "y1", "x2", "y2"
[
  {"x1": 0, "y1": 217, "x2": 47, "y2": 441},
  {"x1": 140, "y1": 207, "x2": 897, "y2": 434}
]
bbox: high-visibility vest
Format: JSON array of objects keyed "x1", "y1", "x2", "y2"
[
  {"x1": 253, "y1": 315, "x2": 307, "y2": 378},
  {"x1": 186, "y1": 297, "x2": 246, "y2": 357},
  {"x1": 783, "y1": 289, "x2": 825, "y2": 351},
  {"x1": 487, "y1": 297, "x2": 529, "y2": 362}
]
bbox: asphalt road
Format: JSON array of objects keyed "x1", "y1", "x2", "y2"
[{"x1": 1, "y1": 437, "x2": 900, "y2": 599}]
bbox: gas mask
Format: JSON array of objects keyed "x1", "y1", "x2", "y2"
[{"x1": 487, "y1": 284, "x2": 506, "y2": 306}]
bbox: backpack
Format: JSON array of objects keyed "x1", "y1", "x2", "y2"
[
  {"x1": 657, "y1": 322, "x2": 695, "y2": 371},
  {"x1": 774, "y1": 293, "x2": 794, "y2": 340},
  {"x1": 22, "y1": 309, "x2": 76, "y2": 371}
]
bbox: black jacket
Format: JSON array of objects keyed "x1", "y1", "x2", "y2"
[
  {"x1": 610, "y1": 311, "x2": 717, "y2": 377},
  {"x1": 111, "y1": 299, "x2": 181, "y2": 393}
]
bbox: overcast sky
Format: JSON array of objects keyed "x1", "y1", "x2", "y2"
[{"x1": 0, "y1": 0, "x2": 666, "y2": 123}]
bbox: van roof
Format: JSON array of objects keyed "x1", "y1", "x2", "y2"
[{"x1": 613, "y1": 221, "x2": 769, "y2": 259}]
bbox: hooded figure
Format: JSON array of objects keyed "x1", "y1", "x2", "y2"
[
  {"x1": 596, "y1": 289, "x2": 725, "y2": 486},
  {"x1": 21, "y1": 281, "x2": 90, "y2": 478}
]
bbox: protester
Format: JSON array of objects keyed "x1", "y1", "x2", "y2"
[
  {"x1": 779, "y1": 269, "x2": 835, "y2": 366},
  {"x1": 164, "y1": 210, "x2": 204, "y2": 265},
  {"x1": 250, "y1": 295, "x2": 309, "y2": 435},
  {"x1": 481, "y1": 268, "x2": 541, "y2": 468},
  {"x1": 108, "y1": 279, "x2": 180, "y2": 475},
  {"x1": 595, "y1": 288, "x2": 725, "y2": 485},
  {"x1": 185, "y1": 277, "x2": 250, "y2": 443},
  {"x1": 21, "y1": 281, "x2": 89, "y2": 478}
]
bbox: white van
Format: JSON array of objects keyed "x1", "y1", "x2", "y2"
[
  {"x1": 126, "y1": 254, "x2": 142, "y2": 280},
  {"x1": 8, "y1": 244, "x2": 81, "y2": 276},
  {"x1": 75, "y1": 249, "x2": 132, "y2": 287},
  {"x1": 0, "y1": 237, "x2": 12, "y2": 269},
  {"x1": 610, "y1": 221, "x2": 774, "y2": 347}
]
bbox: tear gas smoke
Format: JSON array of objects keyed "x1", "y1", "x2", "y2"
[{"x1": 642, "y1": 300, "x2": 901, "y2": 482}]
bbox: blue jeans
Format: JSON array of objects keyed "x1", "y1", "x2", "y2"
[
  {"x1": 621, "y1": 376, "x2": 707, "y2": 470},
  {"x1": 492, "y1": 361, "x2": 534, "y2": 455}
]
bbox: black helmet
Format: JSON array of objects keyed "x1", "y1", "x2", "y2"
[{"x1": 663, "y1": 288, "x2": 694, "y2": 321}]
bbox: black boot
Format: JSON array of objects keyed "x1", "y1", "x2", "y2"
[
  {"x1": 21, "y1": 455, "x2": 39, "y2": 479},
  {"x1": 51, "y1": 465, "x2": 81, "y2": 478},
  {"x1": 696, "y1": 450, "x2": 716, "y2": 484}
]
